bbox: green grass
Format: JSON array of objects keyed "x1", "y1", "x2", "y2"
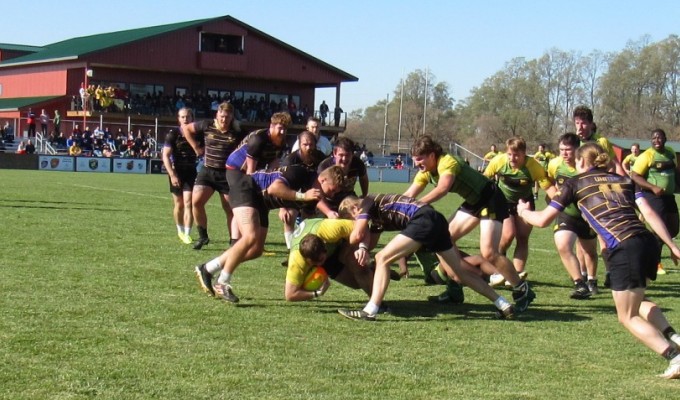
[{"x1": 2, "y1": 169, "x2": 680, "y2": 399}]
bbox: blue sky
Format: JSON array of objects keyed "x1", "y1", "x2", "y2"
[{"x1": 2, "y1": 0, "x2": 680, "y2": 112}]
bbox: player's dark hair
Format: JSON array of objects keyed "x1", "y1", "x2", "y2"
[
  {"x1": 573, "y1": 105, "x2": 594, "y2": 123},
  {"x1": 411, "y1": 135, "x2": 443, "y2": 158},
  {"x1": 299, "y1": 234, "x2": 327, "y2": 262},
  {"x1": 558, "y1": 133, "x2": 580, "y2": 148}
]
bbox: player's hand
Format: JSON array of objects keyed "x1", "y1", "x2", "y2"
[
  {"x1": 170, "y1": 175, "x2": 179, "y2": 187},
  {"x1": 194, "y1": 147, "x2": 204, "y2": 157},
  {"x1": 304, "y1": 188, "x2": 322, "y2": 201},
  {"x1": 326, "y1": 211, "x2": 339, "y2": 219},
  {"x1": 517, "y1": 200, "x2": 530, "y2": 218},
  {"x1": 319, "y1": 278, "x2": 331, "y2": 295},
  {"x1": 278, "y1": 208, "x2": 293, "y2": 224},
  {"x1": 652, "y1": 186, "x2": 665, "y2": 197},
  {"x1": 354, "y1": 247, "x2": 370, "y2": 267},
  {"x1": 670, "y1": 245, "x2": 680, "y2": 266}
]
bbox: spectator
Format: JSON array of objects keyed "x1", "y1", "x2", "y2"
[
  {"x1": 69, "y1": 141, "x2": 82, "y2": 156},
  {"x1": 53, "y1": 110, "x2": 61, "y2": 137},
  {"x1": 319, "y1": 100, "x2": 329, "y2": 126},
  {"x1": 25, "y1": 139, "x2": 35, "y2": 154},
  {"x1": 39, "y1": 109, "x2": 49, "y2": 136},
  {"x1": 102, "y1": 144, "x2": 113, "y2": 158},
  {"x1": 334, "y1": 105, "x2": 343, "y2": 127},
  {"x1": 27, "y1": 109, "x2": 36, "y2": 136},
  {"x1": 16, "y1": 140, "x2": 27, "y2": 154}
]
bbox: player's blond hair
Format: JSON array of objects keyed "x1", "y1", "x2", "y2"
[{"x1": 338, "y1": 195, "x2": 361, "y2": 219}]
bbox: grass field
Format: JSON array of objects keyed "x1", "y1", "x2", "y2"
[{"x1": 2, "y1": 169, "x2": 680, "y2": 399}]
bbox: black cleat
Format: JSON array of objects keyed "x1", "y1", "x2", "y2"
[
  {"x1": 193, "y1": 237, "x2": 210, "y2": 250},
  {"x1": 194, "y1": 264, "x2": 214, "y2": 296},
  {"x1": 570, "y1": 281, "x2": 592, "y2": 300},
  {"x1": 214, "y1": 283, "x2": 239, "y2": 303}
]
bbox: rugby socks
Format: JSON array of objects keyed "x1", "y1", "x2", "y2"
[
  {"x1": 184, "y1": 226, "x2": 191, "y2": 236},
  {"x1": 662, "y1": 345, "x2": 680, "y2": 361},
  {"x1": 217, "y1": 270, "x2": 232, "y2": 286},
  {"x1": 284, "y1": 231, "x2": 293, "y2": 249},
  {"x1": 663, "y1": 327, "x2": 678, "y2": 341},
  {"x1": 205, "y1": 258, "x2": 222, "y2": 275},
  {"x1": 197, "y1": 226, "x2": 208, "y2": 239},
  {"x1": 494, "y1": 296, "x2": 511, "y2": 310},
  {"x1": 363, "y1": 302, "x2": 380, "y2": 316},
  {"x1": 176, "y1": 224, "x2": 183, "y2": 235}
]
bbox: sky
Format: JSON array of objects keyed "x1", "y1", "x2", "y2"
[{"x1": 2, "y1": 0, "x2": 680, "y2": 113}]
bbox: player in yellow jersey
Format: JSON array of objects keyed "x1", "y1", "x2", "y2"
[
  {"x1": 484, "y1": 136, "x2": 552, "y2": 281},
  {"x1": 284, "y1": 218, "x2": 374, "y2": 301},
  {"x1": 622, "y1": 142, "x2": 641, "y2": 176}
]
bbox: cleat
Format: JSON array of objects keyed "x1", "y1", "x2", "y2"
[
  {"x1": 389, "y1": 269, "x2": 402, "y2": 281},
  {"x1": 179, "y1": 233, "x2": 193, "y2": 244},
  {"x1": 512, "y1": 281, "x2": 536, "y2": 313},
  {"x1": 495, "y1": 304, "x2": 515, "y2": 320},
  {"x1": 194, "y1": 264, "x2": 214, "y2": 296},
  {"x1": 338, "y1": 309, "x2": 376, "y2": 321},
  {"x1": 659, "y1": 357, "x2": 680, "y2": 379},
  {"x1": 570, "y1": 281, "x2": 592, "y2": 300},
  {"x1": 428, "y1": 281, "x2": 465, "y2": 304},
  {"x1": 587, "y1": 279, "x2": 599, "y2": 295},
  {"x1": 193, "y1": 237, "x2": 210, "y2": 250},
  {"x1": 505, "y1": 271, "x2": 528, "y2": 287},
  {"x1": 658, "y1": 263, "x2": 667, "y2": 275},
  {"x1": 214, "y1": 283, "x2": 239, "y2": 303},
  {"x1": 489, "y1": 273, "x2": 505, "y2": 287}
]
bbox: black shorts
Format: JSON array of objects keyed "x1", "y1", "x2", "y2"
[
  {"x1": 401, "y1": 206, "x2": 453, "y2": 253},
  {"x1": 507, "y1": 195, "x2": 535, "y2": 216},
  {"x1": 643, "y1": 193, "x2": 679, "y2": 236},
  {"x1": 458, "y1": 182, "x2": 509, "y2": 222},
  {"x1": 169, "y1": 167, "x2": 197, "y2": 195},
  {"x1": 604, "y1": 232, "x2": 660, "y2": 291},
  {"x1": 323, "y1": 240, "x2": 348, "y2": 279},
  {"x1": 194, "y1": 166, "x2": 230, "y2": 195},
  {"x1": 225, "y1": 169, "x2": 269, "y2": 228},
  {"x1": 553, "y1": 213, "x2": 597, "y2": 239}
]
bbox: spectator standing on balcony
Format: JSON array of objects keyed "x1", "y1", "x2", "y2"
[
  {"x1": 53, "y1": 110, "x2": 61, "y2": 137},
  {"x1": 27, "y1": 109, "x2": 36, "y2": 136},
  {"x1": 319, "y1": 100, "x2": 329, "y2": 126},
  {"x1": 39, "y1": 109, "x2": 49, "y2": 136},
  {"x1": 334, "y1": 105, "x2": 343, "y2": 127}
]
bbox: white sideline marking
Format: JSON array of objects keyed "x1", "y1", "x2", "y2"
[{"x1": 73, "y1": 184, "x2": 167, "y2": 200}]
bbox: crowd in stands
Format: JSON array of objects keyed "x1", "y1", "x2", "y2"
[
  {"x1": 55, "y1": 125, "x2": 155, "y2": 158},
  {"x1": 71, "y1": 90, "x2": 313, "y2": 125}
]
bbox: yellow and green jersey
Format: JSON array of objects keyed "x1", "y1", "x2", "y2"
[
  {"x1": 412, "y1": 153, "x2": 491, "y2": 205},
  {"x1": 547, "y1": 156, "x2": 580, "y2": 217},
  {"x1": 632, "y1": 146, "x2": 677, "y2": 193},
  {"x1": 484, "y1": 154, "x2": 551, "y2": 203},
  {"x1": 285, "y1": 219, "x2": 353, "y2": 287}
]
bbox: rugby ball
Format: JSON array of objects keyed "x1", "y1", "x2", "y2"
[{"x1": 303, "y1": 266, "x2": 328, "y2": 291}]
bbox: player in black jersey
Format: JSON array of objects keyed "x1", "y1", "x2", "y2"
[
  {"x1": 518, "y1": 143, "x2": 680, "y2": 379},
  {"x1": 336, "y1": 194, "x2": 515, "y2": 321},
  {"x1": 183, "y1": 102, "x2": 243, "y2": 250},
  {"x1": 316, "y1": 137, "x2": 369, "y2": 218},
  {"x1": 279, "y1": 130, "x2": 326, "y2": 251},
  {"x1": 161, "y1": 107, "x2": 197, "y2": 244}
]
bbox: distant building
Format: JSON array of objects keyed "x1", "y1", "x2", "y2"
[{"x1": 0, "y1": 15, "x2": 356, "y2": 137}]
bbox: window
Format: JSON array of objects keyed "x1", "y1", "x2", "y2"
[
  {"x1": 129, "y1": 84, "x2": 164, "y2": 97},
  {"x1": 175, "y1": 87, "x2": 187, "y2": 97},
  {"x1": 200, "y1": 33, "x2": 244, "y2": 54}
]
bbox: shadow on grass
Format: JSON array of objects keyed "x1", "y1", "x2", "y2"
[{"x1": 0, "y1": 198, "x2": 125, "y2": 212}]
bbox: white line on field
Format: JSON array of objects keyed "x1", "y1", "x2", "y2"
[{"x1": 73, "y1": 184, "x2": 168, "y2": 200}]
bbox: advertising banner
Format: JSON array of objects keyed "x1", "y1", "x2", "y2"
[
  {"x1": 112, "y1": 159, "x2": 148, "y2": 174},
  {"x1": 149, "y1": 159, "x2": 167, "y2": 174},
  {"x1": 38, "y1": 156, "x2": 75, "y2": 171},
  {"x1": 76, "y1": 157, "x2": 112, "y2": 173}
]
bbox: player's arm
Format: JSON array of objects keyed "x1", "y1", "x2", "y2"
[
  {"x1": 402, "y1": 181, "x2": 426, "y2": 199},
  {"x1": 244, "y1": 156, "x2": 258, "y2": 175},
  {"x1": 268, "y1": 178, "x2": 320, "y2": 202},
  {"x1": 161, "y1": 145, "x2": 178, "y2": 187},
  {"x1": 418, "y1": 173, "x2": 454, "y2": 204},
  {"x1": 630, "y1": 171, "x2": 660, "y2": 194},
  {"x1": 358, "y1": 173, "x2": 369, "y2": 198},
  {"x1": 348, "y1": 198, "x2": 373, "y2": 245},
  {"x1": 182, "y1": 122, "x2": 203, "y2": 157},
  {"x1": 517, "y1": 199, "x2": 559, "y2": 228},
  {"x1": 284, "y1": 279, "x2": 330, "y2": 302},
  {"x1": 637, "y1": 195, "x2": 680, "y2": 260}
]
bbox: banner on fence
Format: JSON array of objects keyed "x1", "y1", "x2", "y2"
[
  {"x1": 38, "y1": 156, "x2": 75, "y2": 171},
  {"x1": 76, "y1": 157, "x2": 112, "y2": 173},
  {"x1": 112, "y1": 159, "x2": 147, "y2": 174}
]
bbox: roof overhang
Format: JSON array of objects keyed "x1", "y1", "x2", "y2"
[{"x1": 0, "y1": 95, "x2": 63, "y2": 111}]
